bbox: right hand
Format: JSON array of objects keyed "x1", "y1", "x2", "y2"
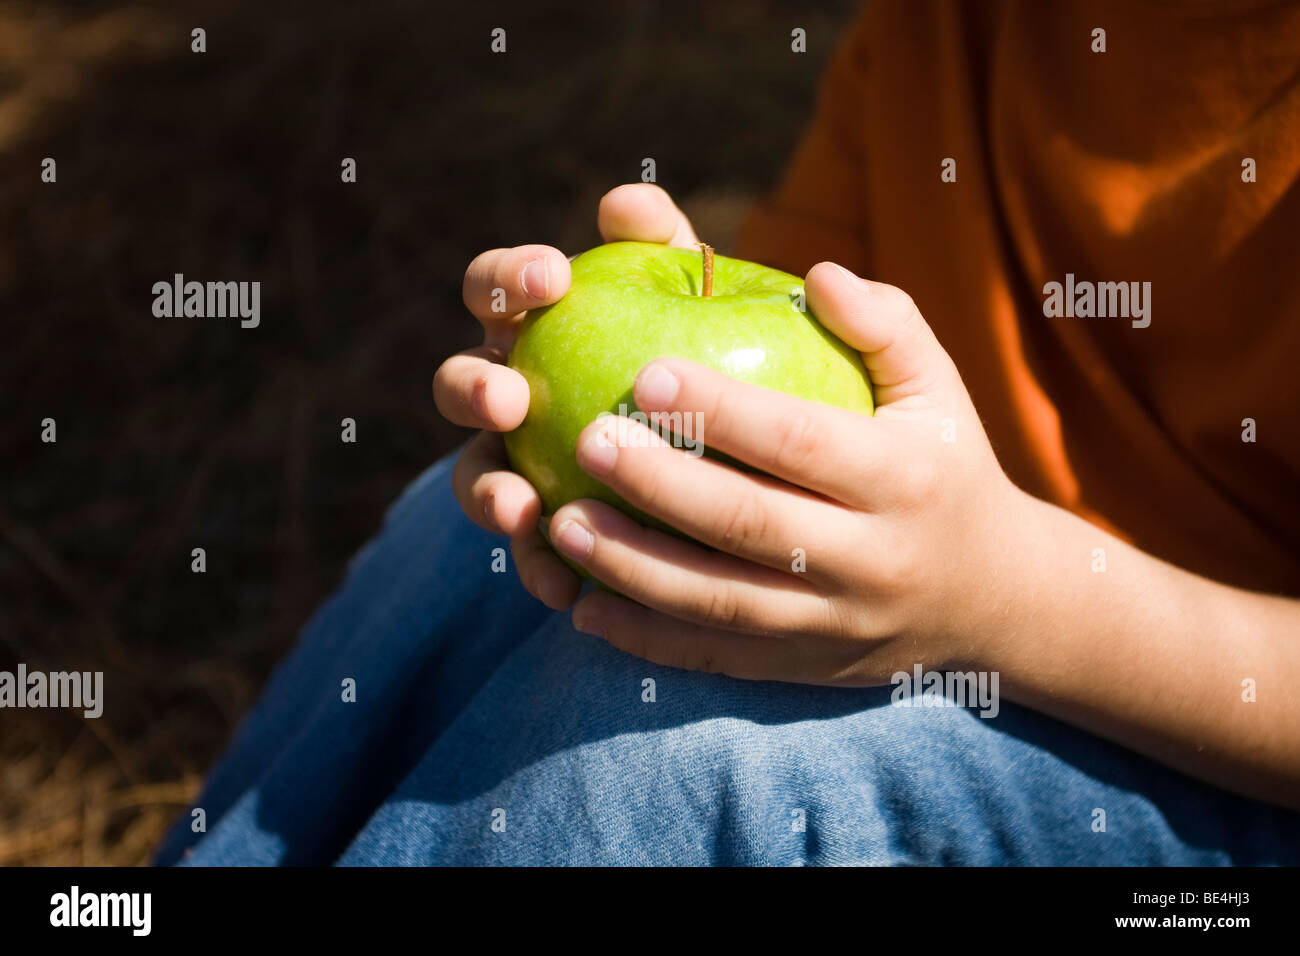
[{"x1": 434, "y1": 183, "x2": 700, "y2": 610}]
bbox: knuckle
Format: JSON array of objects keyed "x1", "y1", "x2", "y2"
[
  {"x1": 699, "y1": 585, "x2": 742, "y2": 629},
  {"x1": 606, "y1": 547, "x2": 653, "y2": 601},
  {"x1": 872, "y1": 537, "x2": 919, "y2": 597},
  {"x1": 452, "y1": 459, "x2": 481, "y2": 512},
  {"x1": 699, "y1": 381, "x2": 730, "y2": 440},
  {"x1": 494, "y1": 254, "x2": 526, "y2": 299},
  {"x1": 462, "y1": 249, "x2": 504, "y2": 304},
  {"x1": 877, "y1": 282, "x2": 920, "y2": 325},
  {"x1": 628, "y1": 453, "x2": 673, "y2": 514},
  {"x1": 899, "y1": 454, "x2": 941, "y2": 505},
  {"x1": 896, "y1": 290, "x2": 922, "y2": 323},
  {"x1": 886, "y1": 287, "x2": 929, "y2": 349},
  {"x1": 769, "y1": 413, "x2": 823, "y2": 476},
  {"x1": 715, "y1": 492, "x2": 768, "y2": 551},
  {"x1": 434, "y1": 360, "x2": 475, "y2": 421},
  {"x1": 688, "y1": 651, "x2": 721, "y2": 675}
]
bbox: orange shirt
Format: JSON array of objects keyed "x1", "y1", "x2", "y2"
[{"x1": 735, "y1": 0, "x2": 1300, "y2": 595}]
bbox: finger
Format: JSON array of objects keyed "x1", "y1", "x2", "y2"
[
  {"x1": 462, "y1": 244, "x2": 572, "y2": 341},
  {"x1": 575, "y1": 414, "x2": 857, "y2": 579},
  {"x1": 631, "y1": 358, "x2": 887, "y2": 509},
  {"x1": 452, "y1": 432, "x2": 542, "y2": 537},
  {"x1": 433, "y1": 346, "x2": 530, "y2": 431},
  {"x1": 571, "y1": 590, "x2": 801, "y2": 682},
  {"x1": 548, "y1": 499, "x2": 832, "y2": 637},
  {"x1": 804, "y1": 262, "x2": 964, "y2": 408},
  {"x1": 512, "y1": 530, "x2": 581, "y2": 611},
  {"x1": 597, "y1": 184, "x2": 699, "y2": 250}
]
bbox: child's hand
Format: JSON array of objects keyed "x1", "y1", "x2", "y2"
[
  {"x1": 433, "y1": 184, "x2": 700, "y2": 610},
  {"x1": 551, "y1": 263, "x2": 1029, "y2": 685}
]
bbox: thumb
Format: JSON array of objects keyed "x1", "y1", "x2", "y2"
[
  {"x1": 805, "y1": 262, "x2": 962, "y2": 408},
  {"x1": 597, "y1": 184, "x2": 699, "y2": 250}
]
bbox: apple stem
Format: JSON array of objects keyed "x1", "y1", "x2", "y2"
[{"x1": 698, "y1": 242, "x2": 714, "y2": 297}]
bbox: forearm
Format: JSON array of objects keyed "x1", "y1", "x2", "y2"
[{"x1": 984, "y1": 489, "x2": 1300, "y2": 810}]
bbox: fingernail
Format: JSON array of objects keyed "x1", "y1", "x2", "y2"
[
  {"x1": 830, "y1": 262, "x2": 859, "y2": 283},
  {"x1": 482, "y1": 493, "x2": 497, "y2": 527},
  {"x1": 553, "y1": 519, "x2": 594, "y2": 561},
  {"x1": 578, "y1": 425, "x2": 618, "y2": 477},
  {"x1": 572, "y1": 606, "x2": 604, "y2": 638},
  {"x1": 471, "y1": 375, "x2": 490, "y2": 419},
  {"x1": 637, "y1": 362, "x2": 679, "y2": 408},
  {"x1": 521, "y1": 257, "x2": 550, "y2": 299}
]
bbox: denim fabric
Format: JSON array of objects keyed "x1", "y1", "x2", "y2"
[{"x1": 156, "y1": 452, "x2": 1300, "y2": 865}]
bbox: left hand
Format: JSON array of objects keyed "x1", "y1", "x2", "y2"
[{"x1": 549, "y1": 261, "x2": 1029, "y2": 685}]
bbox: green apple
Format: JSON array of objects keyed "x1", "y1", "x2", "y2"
[{"x1": 504, "y1": 241, "x2": 874, "y2": 526}]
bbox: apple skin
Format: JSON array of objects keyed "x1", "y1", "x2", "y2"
[{"x1": 504, "y1": 241, "x2": 874, "y2": 526}]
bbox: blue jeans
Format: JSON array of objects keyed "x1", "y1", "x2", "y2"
[{"x1": 156, "y1": 453, "x2": 1300, "y2": 865}]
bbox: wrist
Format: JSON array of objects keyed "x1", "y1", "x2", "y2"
[
  {"x1": 970, "y1": 486, "x2": 1142, "y2": 706},
  {"x1": 948, "y1": 480, "x2": 1056, "y2": 674}
]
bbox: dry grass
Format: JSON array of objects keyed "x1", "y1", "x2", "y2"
[{"x1": 0, "y1": 0, "x2": 856, "y2": 864}]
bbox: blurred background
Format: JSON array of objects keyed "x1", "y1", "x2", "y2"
[{"x1": 0, "y1": 0, "x2": 858, "y2": 864}]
